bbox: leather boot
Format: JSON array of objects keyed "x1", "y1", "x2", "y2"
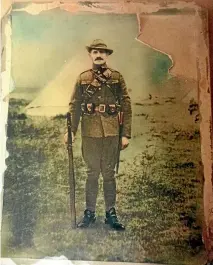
[
  {"x1": 105, "y1": 207, "x2": 125, "y2": 231},
  {"x1": 77, "y1": 209, "x2": 96, "y2": 228}
]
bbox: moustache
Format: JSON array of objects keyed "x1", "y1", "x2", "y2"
[{"x1": 95, "y1": 57, "x2": 103, "y2": 61}]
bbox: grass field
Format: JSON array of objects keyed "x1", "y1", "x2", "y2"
[{"x1": 1, "y1": 98, "x2": 205, "y2": 265}]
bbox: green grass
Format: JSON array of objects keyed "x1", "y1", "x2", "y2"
[{"x1": 1, "y1": 99, "x2": 204, "y2": 264}]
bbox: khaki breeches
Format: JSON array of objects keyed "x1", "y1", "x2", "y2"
[{"x1": 82, "y1": 136, "x2": 119, "y2": 211}]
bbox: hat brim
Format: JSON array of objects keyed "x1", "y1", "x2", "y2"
[{"x1": 86, "y1": 46, "x2": 113, "y2": 55}]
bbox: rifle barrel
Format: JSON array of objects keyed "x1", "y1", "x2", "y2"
[{"x1": 66, "y1": 112, "x2": 76, "y2": 228}]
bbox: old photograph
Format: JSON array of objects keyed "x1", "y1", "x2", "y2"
[{"x1": 1, "y1": 4, "x2": 208, "y2": 265}]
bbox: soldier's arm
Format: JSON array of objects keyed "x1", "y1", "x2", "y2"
[
  {"x1": 119, "y1": 74, "x2": 132, "y2": 139},
  {"x1": 69, "y1": 76, "x2": 82, "y2": 135}
]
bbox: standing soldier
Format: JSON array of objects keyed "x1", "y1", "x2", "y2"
[{"x1": 65, "y1": 39, "x2": 132, "y2": 231}]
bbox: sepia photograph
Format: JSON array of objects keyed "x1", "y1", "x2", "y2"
[{"x1": 1, "y1": 3, "x2": 210, "y2": 265}]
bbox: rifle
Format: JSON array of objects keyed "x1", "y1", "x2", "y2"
[
  {"x1": 116, "y1": 111, "x2": 124, "y2": 174},
  {"x1": 66, "y1": 112, "x2": 76, "y2": 228}
]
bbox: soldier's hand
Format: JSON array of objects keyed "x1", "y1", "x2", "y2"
[
  {"x1": 121, "y1": 136, "x2": 129, "y2": 150},
  {"x1": 64, "y1": 132, "x2": 68, "y2": 144},
  {"x1": 64, "y1": 132, "x2": 75, "y2": 144},
  {"x1": 71, "y1": 132, "x2": 75, "y2": 143}
]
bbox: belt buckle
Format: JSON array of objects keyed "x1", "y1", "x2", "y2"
[{"x1": 99, "y1": 104, "x2": 106, "y2": 113}]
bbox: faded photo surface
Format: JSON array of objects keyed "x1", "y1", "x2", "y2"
[{"x1": 2, "y1": 6, "x2": 205, "y2": 265}]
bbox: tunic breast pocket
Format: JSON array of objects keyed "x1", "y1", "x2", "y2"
[
  {"x1": 81, "y1": 82, "x2": 91, "y2": 94},
  {"x1": 81, "y1": 81, "x2": 100, "y2": 102},
  {"x1": 106, "y1": 80, "x2": 120, "y2": 101}
]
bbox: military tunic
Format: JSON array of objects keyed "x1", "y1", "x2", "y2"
[{"x1": 69, "y1": 65, "x2": 132, "y2": 211}]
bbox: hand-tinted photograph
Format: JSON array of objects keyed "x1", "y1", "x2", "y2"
[{"x1": 1, "y1": 5, "x2": 205, "y2": 265}]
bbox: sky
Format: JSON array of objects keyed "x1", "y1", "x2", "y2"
[{"x1": 11, "y1": 9, "x2": 172, "y2": 98}]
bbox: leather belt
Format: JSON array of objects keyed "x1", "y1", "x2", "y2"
[{"x1": 81, "y1": 103, "x2": 120, "y2": 115}]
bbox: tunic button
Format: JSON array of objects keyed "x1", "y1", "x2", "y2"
[
  {"x1": 98, "y1": 87, "x2": 101, "y2": 90},
  {"x1": 98, "y1": 71, "x2": 100, "y2": 74},
  {"x1": 98, "y1": 96, "x2": 101, "y2": 99}
]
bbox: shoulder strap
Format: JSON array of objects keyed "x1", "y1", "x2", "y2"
[{"x1": 106, "y1": 69, "x2": 122, "y2": 103}]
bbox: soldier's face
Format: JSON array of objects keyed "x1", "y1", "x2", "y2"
[{"x1": 89, "y1": 49, "x2": 109, "y2": 65}]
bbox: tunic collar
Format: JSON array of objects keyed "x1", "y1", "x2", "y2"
[{"x1": 92, "y1": 63, "x2": 108, "y2": 72}]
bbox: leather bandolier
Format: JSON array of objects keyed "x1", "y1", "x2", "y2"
[{"x1": 80, "y1": 68, "x2": 121, "y2": 116}]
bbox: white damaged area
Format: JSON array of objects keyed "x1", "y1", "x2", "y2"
[{"x1": 0, "y1": 16, "x2": 12, "y2": 231}]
